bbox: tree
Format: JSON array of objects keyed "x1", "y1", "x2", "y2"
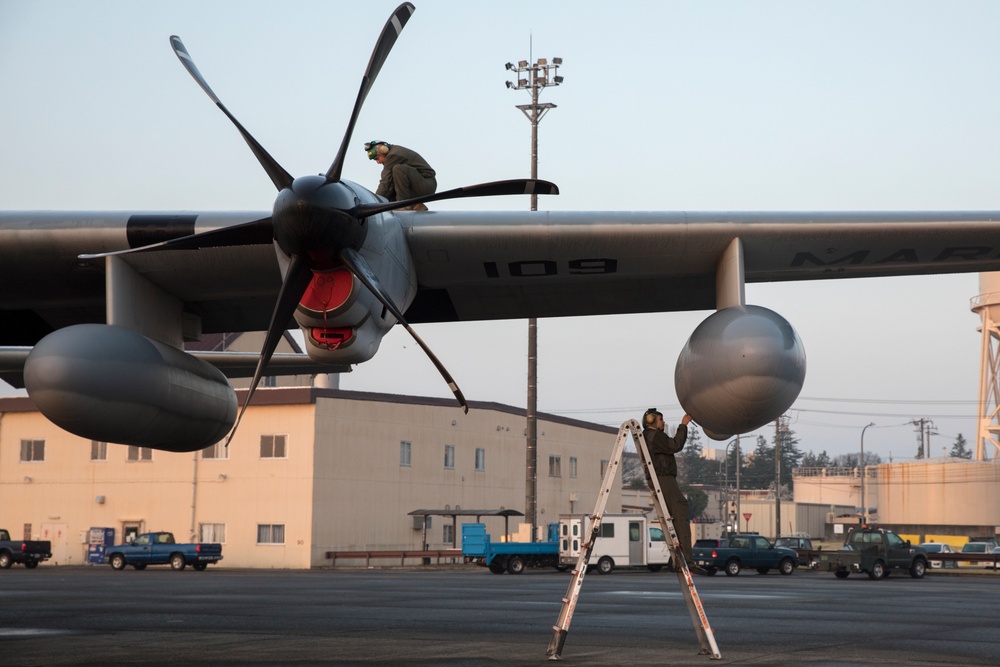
[
  {"x1": 678, "y1": 426, "x2": 716, "y2": 485},
  {"x1": 950, "y1": 433, "x2": 972, "y2": 459},
  {"x1": 738, "y1": 421, "x2": 803, "y2": 491},
  {"x1": 683, "y1": 485, "x2": 709, "y2": 520},
  {"x1": 740, "y1": 435, "x2": 773, "y2": 490},
  {"x1": 801, "y1": 450, "x2": 831, "y2": 468}
]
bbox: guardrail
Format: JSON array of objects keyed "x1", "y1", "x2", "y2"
[
  {"x1": 325, "y1": 549, "x2": 463, "y2": 567},
  {"x1": 797, "y1": 549, "x2": 1000, "y2": 569}
]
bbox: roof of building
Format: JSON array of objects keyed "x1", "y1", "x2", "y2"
[{"x1": 0, "y1": 386, "x2": 618, "y2": 434}]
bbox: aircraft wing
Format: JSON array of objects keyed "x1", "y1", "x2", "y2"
[
  {"x1": 4, "y1": 209, "x2": 1000, "y2": 341},
  {"x1": 402, "y1": 210, "x2": 1000, "y2": 322}
]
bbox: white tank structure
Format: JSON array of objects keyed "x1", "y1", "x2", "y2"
[{"x1": 970, "y1": 272, "x2": 1000, "y2": 461}]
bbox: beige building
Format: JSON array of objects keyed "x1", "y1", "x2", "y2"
[
  {"x1": 794, "y1": 460, "x2": 1000, "y2": 543},
  {"x1": 0, "y1": 387, "x2": 621, "y2": 568}
]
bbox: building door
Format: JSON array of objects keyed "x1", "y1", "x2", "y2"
[{"x1": 40, "y1": 523, "x2": 70, "y2": 565}]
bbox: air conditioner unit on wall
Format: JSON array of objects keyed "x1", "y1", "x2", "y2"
[{"x1": 412, "y1": 515, "x2": 424, "y2": 530}]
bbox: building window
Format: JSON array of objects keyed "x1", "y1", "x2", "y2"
[
  {"x1": 549, "y1": 455, "x2": 562, "y2": 478},
  {"x1": 600, "y1": 459, "x2": 609, "y2": 478},
  {"x1": 569, "y1": 456, "x2": 578, "y2": 479},
  {"x1": 90, "y1": 441, "x2": 107, "y2": 461},
  {"x1": 475, "y1": 448, "x2": 485, "y2": 471},
  {"x1": 444, "y1": 444, "x2": 455, "y2": 469},
  {"x1": 257, "y1": 524, "x2": 285, "y2": 545},
  {"x1": 199, "y1": 523, "x2": 227, "y2": 544},
  {"x1": 400, "y1": 441, "x2": 412, "y2": 467},
  {"x1": 20, "y1": 439, "x2": 45, "y2": 462},
  {"x1": 443, "y1": 524, "x2": 454, "y2": 546},
  {"x1": 127, "y1": 446, "x2": 152, "y2": 462},
  {"x1": 202, "y1": 441, "x2": 228, "y2": 460},
  {"x1": 260, "y1": 434, "x2": 287, "y2": 459}
]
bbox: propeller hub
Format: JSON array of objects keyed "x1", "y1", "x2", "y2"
[{"x1": 272, "y1": 175, "x2": 366, "y2": 269}]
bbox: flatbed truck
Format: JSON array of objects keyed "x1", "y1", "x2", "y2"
[{"x1": 462, "y1": 523, "x2": 559, "y2": 574}]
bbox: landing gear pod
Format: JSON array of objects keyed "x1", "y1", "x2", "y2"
[
  {"x1": 24, "y1": 324, "x2": 237, "y2": 452},
  {"x1": 675, "y1": 306, "x2": 806, "y2": 440}
]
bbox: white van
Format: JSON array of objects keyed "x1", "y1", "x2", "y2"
[{"x1": 558, "y1": 513, "x2": 672, "y2": 574}]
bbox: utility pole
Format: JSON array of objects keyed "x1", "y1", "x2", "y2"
[
  {"x1": 505, "y1": 54, "x2": 563, "y2": 538},
  {"x1": 774, "y1": 417, "x2": 781, "y2": 539},
  {"x1": 860, "y1": 422, "x2": 875, "y2": 522}
]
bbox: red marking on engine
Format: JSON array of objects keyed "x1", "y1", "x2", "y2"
[
  {"x1": 311, "y1": 327, "x2": 353, "y2": 350},
  {"x1": 300, "y1": 269, "x2": 353, "y2": 312}
]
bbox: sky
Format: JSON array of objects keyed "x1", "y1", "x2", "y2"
[{"x1": 2, "y1": 0, "x2": 999, "y2": 462}]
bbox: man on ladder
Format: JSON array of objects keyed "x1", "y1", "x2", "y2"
[
  {"x1": 546, "y1": 415, "x2": 721, "y2": 660},
  {"x1": 642, "y1": 408, "x2": 706, "y2": 574}
]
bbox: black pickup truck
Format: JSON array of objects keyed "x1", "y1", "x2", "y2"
[
  {"x1": 0, "y1": 529, "x2": 52, "y2": 569},
  {"x1": 819, "y1": 526, "x2": 928, "y2": 579}
]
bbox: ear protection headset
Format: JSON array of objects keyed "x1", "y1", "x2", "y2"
[
  {"x1": 643, "y1": 408, "x2": 662, "y2": 427},
  {"x1": 364, "y1": 141, "x2": 391, "y2": 160}
]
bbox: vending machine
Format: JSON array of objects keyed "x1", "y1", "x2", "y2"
[{"x1": 86, "y1": 527, "x2": 115, "y2": 565}]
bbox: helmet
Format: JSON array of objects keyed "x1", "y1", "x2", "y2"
[
  {"x1": 642, "y1": 408, "x2": 662, "y2": 427},
  {"x1": 364, "y1": 140, "x2": 390, "y2": 160}
]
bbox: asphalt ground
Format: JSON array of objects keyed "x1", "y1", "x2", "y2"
[{"x1": 1, "y1": 565, "x2": 997, "y2": 666}]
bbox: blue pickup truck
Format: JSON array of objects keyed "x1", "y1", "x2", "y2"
[
  {"x1": 692, "y1": 534, "x2": 798, "y2": 576},
  {"x1": 462, "y1": 523, "x2": 559, "y2": 574},
  {"x1": 106, "y1": 532, "x2": 223, "y2": 571}
]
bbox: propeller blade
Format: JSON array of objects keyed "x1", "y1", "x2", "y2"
[
  {"x1": 170, "y1": 36, "x2": 294, "y2": 191},
  {"x1": 352, "y1": 179, "x2": 560, "y2": 218},
  {"x1": 339, "y1": 247, "x2": 468, "y2": 413},
  {"x1": 324, "y1": 3, "x2": 416, "y2": 184},
  {"x1": 78, "y1": 217, "x2": 273, "y2": 259},
  {"x1": 225, "y1": 254, "x2": 315, "y2": 446}
]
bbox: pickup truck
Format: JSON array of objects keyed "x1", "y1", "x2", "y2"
[
  {"x1": 462, "y1": 523, "x2": 559, "y2": 574},
  {"x1": 819, "y1": 526, "x2": 928, "y2": 579},
  {"x1": 692, "y1": 534, "x2": 798, "y2": 576},
  {"x1": 0, "y1": 529, "x2": 52, "y2": 569},
  {"x1": 106, "y1": 532, "x2": 223, "y2": 571}
]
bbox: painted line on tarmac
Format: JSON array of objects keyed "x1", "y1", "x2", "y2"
[{"x1": 0, "y1": 628, "x2": 75, "y2": 637}]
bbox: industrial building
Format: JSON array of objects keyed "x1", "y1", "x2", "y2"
[{"x1": 0, "y1": 387, "x2": 621, "y2": 568}]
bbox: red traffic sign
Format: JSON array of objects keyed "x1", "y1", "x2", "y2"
[{"x1": 742, "y1": 513, "x2": 752, "y2": 522}]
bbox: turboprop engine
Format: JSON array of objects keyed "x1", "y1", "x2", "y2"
[
  {"x1": 24, "y1": 324, "x2": 237, "y2": 452},
  {"x1": 675, "y1": 305, "x2": 806, "y2": 440}
]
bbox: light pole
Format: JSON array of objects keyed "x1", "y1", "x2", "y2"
[
  {"x1": 723, "y1": 436, "x2": 741, "y2": 534},
  {"x1": 505, "y1": 56, "x2": 563, "y2": 537},
  {"x1": 860, "y1": 422, "x2": 875, "y2": 523}
]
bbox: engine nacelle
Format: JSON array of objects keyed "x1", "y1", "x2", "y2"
[
  {"x1": 24, "y1": 324, "x2": 236, "y2": 452},
  {"x1": 675, "y1": 305, "x2": 806, "y2": 441}
]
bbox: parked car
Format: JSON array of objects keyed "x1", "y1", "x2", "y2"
[
  {"x1": 773, "y1": 535, "x2": 816, "y2": 568},
  {"x1": 988, "y1": 546, "x2": 1000, "y2": 570},
  {"x1": 919, "y1": 542, "x2": 958, "y2": 569},
  {"x1": 961, "y1": 540, "x2": 999, "y2": 567}
]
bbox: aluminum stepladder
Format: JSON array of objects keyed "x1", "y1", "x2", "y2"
[{"x1": 546, "y1": 419, "x2": 721, "y2": 661}]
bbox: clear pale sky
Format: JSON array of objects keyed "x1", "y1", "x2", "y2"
[{"x1": 2, "y1": 1, "x2": 998, "y2": 461}]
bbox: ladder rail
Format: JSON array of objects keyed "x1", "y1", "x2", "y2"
[
  {"x1": 545, "y1": 419, "x2": 721, "y2": 661},
  {"x1": 630, "y1": 420, "x2": 721, "y2": 658},
  {"x1": 546, "y1": 423, "x2": 630, "y2": 659}
]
